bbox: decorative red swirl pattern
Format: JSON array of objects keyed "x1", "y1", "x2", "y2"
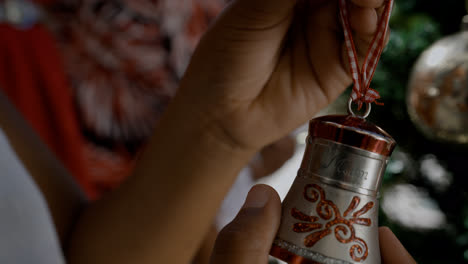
[{"x1": 292, "y1": 184, "x2": 374, "y2": 262}]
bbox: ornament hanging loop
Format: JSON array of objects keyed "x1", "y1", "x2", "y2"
[
  {"x1": 348, "y1": 98, "x2": 371, "y2": 119},
  {"x1": 339, "y1": 0, "x2": 393, "y2": 107}
]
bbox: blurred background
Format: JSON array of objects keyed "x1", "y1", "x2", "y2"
[{"x1": 265, "y1": 0, "x2": 468, "y2": 263}]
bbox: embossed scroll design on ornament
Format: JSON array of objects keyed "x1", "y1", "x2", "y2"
[{"x1": 291, "y1": 184, "x2": 374, "y2": 262}]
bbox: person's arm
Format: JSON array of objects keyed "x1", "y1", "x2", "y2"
[
  {"x1": 65, "y1": 93, "x2": 255, "y2": 263},
  {"x1": 0, "y1": 85, "x2": 246, "y2": 264}
]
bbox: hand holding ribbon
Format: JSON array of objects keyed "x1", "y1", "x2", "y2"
[{"x1": 339, "y1": 0, "x2": 394, "y2": 109}]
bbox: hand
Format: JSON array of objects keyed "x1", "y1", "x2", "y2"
[
  {"x1": 177, "y1": 0, "x2": 390, "y2": 152},
  {"x1": 68, "y1": 2, "x2": 392, "y2": 263},
  {"x1": 380, "y1": 227, "x2": 417, "y2": 264},
  {"x1": 210, "y1": 185, "x2": 416, "y2": 264},
  {"x1": 250, "y1": 136, "x2": 296, "y2": 180}
]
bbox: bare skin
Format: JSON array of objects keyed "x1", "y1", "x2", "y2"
[
  {"x1": 0, "y1": 0, "x2": 414, "y2": 263},
  {"x1": 210, "y1": 185, "x2": 416, "y2": 264}
]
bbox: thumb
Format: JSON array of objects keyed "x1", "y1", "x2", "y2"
[
  {"x1": 379, "y1": 227, "x2": 416, "y2": 264},
  {"x1": 210, "y1": 184, "x2": 282, "y2": 264}
]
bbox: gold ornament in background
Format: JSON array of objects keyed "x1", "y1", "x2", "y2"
[{"x1": 407, "y1": 16, "x2": 468, "y2": 144}]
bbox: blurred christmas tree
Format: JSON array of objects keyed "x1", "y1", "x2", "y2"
[{"x1": 370, "y1": 0, "x2": 468, "y2": 263}]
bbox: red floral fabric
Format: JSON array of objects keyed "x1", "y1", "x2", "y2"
[
  {"x1": 0, "y1": 0, "x2": 226, "y2": 198},
  {"x1": 52, "y1": 0, "x2": 226, "y2": 195}
]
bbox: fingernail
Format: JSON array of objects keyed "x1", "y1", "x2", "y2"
[{"x1": 243, "y1": 185, "x2": 270, "y2": 209}]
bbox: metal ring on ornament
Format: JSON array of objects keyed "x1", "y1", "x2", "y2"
[{"x1": 348, "y1": 98, "x2": 371, "y2": 119}]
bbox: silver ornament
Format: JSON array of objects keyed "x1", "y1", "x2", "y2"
[{"x1": 407, "y1": 16, "x2": 468, "y2": 144}]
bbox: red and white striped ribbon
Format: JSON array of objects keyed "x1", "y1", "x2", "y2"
[{"x1": 339, "y1": 0, "x2": 393, "y2": 108}]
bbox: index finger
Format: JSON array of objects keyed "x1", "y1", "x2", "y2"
[
  {"x1": 379, "y1": 227, "x2": 417, "y2": 264},
  {"x1": 351, "y1": 0, "x2": 385, "y2": 8}
]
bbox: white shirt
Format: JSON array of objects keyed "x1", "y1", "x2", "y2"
[{"x1": 0, "y1": 128, "x2": 64, "y2": 263}]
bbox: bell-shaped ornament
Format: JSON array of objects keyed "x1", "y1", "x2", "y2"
[{"x1": 270, "y1": 103, "x2": 396, "y2": 264}]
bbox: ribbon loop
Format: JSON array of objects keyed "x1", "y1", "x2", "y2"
[{"x1": 339, "y1": 0, "x2": 393, "y2": 107}]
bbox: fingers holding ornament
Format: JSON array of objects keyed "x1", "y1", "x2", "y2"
[{"x1": 347, "y1": 0, "x2": 392, "y2": 67}]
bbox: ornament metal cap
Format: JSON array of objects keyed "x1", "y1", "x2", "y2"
[{"x1": 270, "y1": 115, "x2": 396, "y2": 264}]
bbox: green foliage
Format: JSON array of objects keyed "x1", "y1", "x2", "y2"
[{"x1": 374, "y1": 5, "x2": 441, "y2": 105}]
